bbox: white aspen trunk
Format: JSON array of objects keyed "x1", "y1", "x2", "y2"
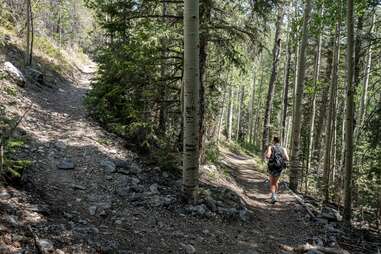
[
  {"x1": 183, "y1": 0, "x2": 200, "y2": 202},
  {"x1": 343, "y1": 0, "x2": 355, "y2": 223},
  {"x1": 289, "y1": 0, "x2": 312, "y2": 191},
  {"x1": 323, "y1": 14, "x2": 341, "y2": 203}
]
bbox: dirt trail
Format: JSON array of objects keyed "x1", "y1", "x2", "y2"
[
  {"x1": 1, "y1": 64, "x2": 320, "y2": 253},
  {"x1": 220, "y1": 148, "x2": 315, "y2": 250}
]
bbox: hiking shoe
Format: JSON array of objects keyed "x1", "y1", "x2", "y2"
[{"x1": 271, "y1": 194, "x2": 277, "y2": 204}]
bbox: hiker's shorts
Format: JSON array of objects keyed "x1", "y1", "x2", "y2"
[{"x1": 268, "y1": 167, "x2": 283, "y2": 177}]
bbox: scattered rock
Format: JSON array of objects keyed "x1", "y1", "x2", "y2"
[
  {"x1": 0, "y1": 190, "x2": 11, "y2": 200},
  {"x1": 27, "y1": 67, "x2": 44, "y2": 86},
  {"x1": 183, "y1": 244, "x2": 196, "y2": 254},
  {"x1": 89, "y1": 206, "x2": 97, "y2": 216},
  {"x1": 54, "y1": 141, "x2": 66, "y2": 150},
  {"x1": 71, "y1": 184, "x2": 86, "y2": 190},
  {"x1": 149, "y1": 184, "x2": 159, "y2": 194},
  {"x1": 187, "y1": 204, "x2": 208, "y2": 216},
  {"x1": 57, "y1": 159, "x2": 75, "y2": 170},
  {"x1": 100, "y1": 160, "x2": 116, "y2": 174},
  {"x1": 37, "y1": 239, "x2": 54, "y2": 254},
  {"x1": 320, "y1": 207, "x2": 342, "y2": 222},
  {"x1": 3, "y1": 61, "x2": 26, "y2": 87}
]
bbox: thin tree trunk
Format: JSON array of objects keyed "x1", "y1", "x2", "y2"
[
  {"x1": 29, "y1": 0, "x2": 33, "y2": 65},
  {"x1": 25, "y1": 0, "x2": 31, "y2": 65},
  {"x1": 227, "y1": 87, "x2": 233, "y2": 141},
  {"x1": 249, "y1": 70, "x2": 256, "y2": 144},
  {"x1": 305, "y1": 11, "x2": 323, "y2": 194},
  {"x1": 343, "y1": 0, "x2": 355, "y2": 223},
  {"x1": 158, "y1": 1, "x2": 168, "y2": 135},
  {"x1": 183, "y1": 0, "x2": 200, "y2": 202},
  {"x1": 281, "y1": 30, "x2": 291, "y2": 146},
  {"x1": 217, "y1": 90, "x2": 227, "y2": 143},
  {"x1": 254, "y1": 66, "x2": 265, "y2": 148},
  {"x1": 236, "y1": 85, "x2": 244, "y2": 141},
  {"x1": 289, "y1": 0, "x2": 312, "y2": 192},
  {"x1": 323, "y1": 12, "x2": 341, "y2": 203},
  {"x1": 355, "y1": 14, "x2": 375, "y2": 142},
  {"x1": 262, "y1": 4, "x2": 284, "y2": 154}
]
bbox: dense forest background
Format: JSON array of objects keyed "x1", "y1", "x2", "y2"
[{"x1": 1, "y1": 0, "x2": 380, "y2": 231}]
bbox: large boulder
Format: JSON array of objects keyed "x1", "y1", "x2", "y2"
[{"x1": 2, "y1": 62, "x2": 26, "y2": 87}]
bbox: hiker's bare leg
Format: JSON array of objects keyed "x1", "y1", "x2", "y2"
[{"x1": 269, "y1": 175, "x2": 279, "y2": 193}]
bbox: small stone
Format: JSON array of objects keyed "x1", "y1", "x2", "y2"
[
  {"x1": 202, "y1": 229, "x2": 209, "y2": 235},
  {"x1": 57, "y1": 159, "x2": 75, "y2": 170},
  {"x1": 183, "y1": 244, "x2": 196, "y2": 254},
  {"x1": 55, "y1": 141, "x2": 66, "y2": 150},
  {"x1": 105, "y1": 175, "x2": 113, "y2": 181},
  {"x1": 100, "y1": 160, "x2": 116, "y2": 174},
  {"x1": 0, "y1": 190, "x2": 11, "y2": 200},
  {"x1": 56, "y1": 249, "x2": 65, "y2": 254},
  {"x1": 149, "y1": 184, "x2": 159, "y2": 194},
  {"x1": 37, "y1": 239, "x2": 54, "y2": 254},
  {"x1": 115, "y1": 220, "x2": 122, "y2": 225},
  {"x1": 162, "y1": 172, "x2": 169, "y2": 178},
  {"x1": 71, "y1": 184, "x2": 86, "y2": 190},
  {"x1": 6, "y1": 215, "x2": 18, "y2": 226},
  {"x1": 89, "y1": 206, "x2": 97, "y2": 216}
]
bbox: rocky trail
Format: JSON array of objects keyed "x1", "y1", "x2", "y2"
[{"x1": 0, "y1": 62, "x2": 379, "y2": 254}]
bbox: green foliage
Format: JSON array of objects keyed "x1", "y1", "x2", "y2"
[
  {"x1": 0, "y1": 106, "x2": 30, "y2": 180},
  {"x1": 4, "y1": 86, "x2": 17, "y2": 97},
  {"x1": 205, "y1": 142, "x2": 220, "y2": 164}
]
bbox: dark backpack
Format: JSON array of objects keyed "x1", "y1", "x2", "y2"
[{"x1": 268, "y1": 145, "x2": 285, "y2": 171}]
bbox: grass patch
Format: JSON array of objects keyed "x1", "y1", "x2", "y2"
[{"x1": 4, "y1": 86, "x2": 17, "y2": 96}]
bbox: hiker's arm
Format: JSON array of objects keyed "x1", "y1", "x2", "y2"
[
  {"x1": 265, "y1": 146, "x2": 272, "y2": 159},
  {"x1": 283, "y1": 148, "x2": 289, "y2": 161}
]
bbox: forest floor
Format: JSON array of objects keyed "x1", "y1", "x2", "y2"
[{"x1": 1, "y1": 43, "x2": 380, "y2": 254}]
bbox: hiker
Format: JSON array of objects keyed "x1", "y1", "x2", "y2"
[{"x1": 265, "y1": 136, "x2": 289, "y2": 203}]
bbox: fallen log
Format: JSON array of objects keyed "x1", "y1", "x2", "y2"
[{"x1": 280, "y1": 243, "x2": 350, "y2": 254}]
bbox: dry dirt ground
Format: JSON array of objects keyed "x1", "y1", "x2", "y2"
[{"x1": 1, "y1": 56, "x2": 366, "y2": 253}]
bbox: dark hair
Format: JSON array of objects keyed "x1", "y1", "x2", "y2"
[{"x1": 273, "y1": 136, "x2": 280, "y2": 143}]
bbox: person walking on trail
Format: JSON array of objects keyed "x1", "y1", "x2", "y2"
[{"x1": 265, "y1": 136, "x2": 289, "y2": 204}]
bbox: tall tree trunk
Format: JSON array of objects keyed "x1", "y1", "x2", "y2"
[
  {"x1": 262, "y1": 4, "x2": 284, "y2": 154},
  {"x1": 183, "y1": 0, "x2": 200, "y2": 202},
  {"x1": 313, "y1": 39, "x2": 333, "y2": 168},
  {"x1": 281, "y1": 29, "x2": 291, "y2": 146},
  {"x1": 323, "y1": 12, "x2": 341, "y2": 203},
  {"x1": 217, "y1": 90, "x2": 227, "y2": 143},
  {"x1": 343, "y1": 0, "x2": 355, "y2": 223},
  {"x1": 249, "y1": 70, "x2": 256, "y2": 144},
  {"x1": 25, "y1": 0, "x2": 31, "y2": 65},
  {"x1": 158, "y1": 1, "x2": 168, "y2": 135},
  {"x1": 198, "y1": 0, "x2": 211, "y2": 163},
  {"x1": 29, "y1": 0, "x2": 33, "y2": 65},
  {"x1": 254, "y1": 66, "x2": 265, "y2": 148},
  {"x1": 305, "y1": 25, "x2": 322, "y2": 194},
  {"x1": 236, "y1": 85, "x2": 244, "y2": 141},
  {"x1": 289, "y1": 0, "x2": 312, "y2": 192},
  {"x1": 354, "y1": 14, "x2": 375, "y2": 142},
  {"x1": 227, "y1": 87, "x2": 233, "y2": 141}
]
